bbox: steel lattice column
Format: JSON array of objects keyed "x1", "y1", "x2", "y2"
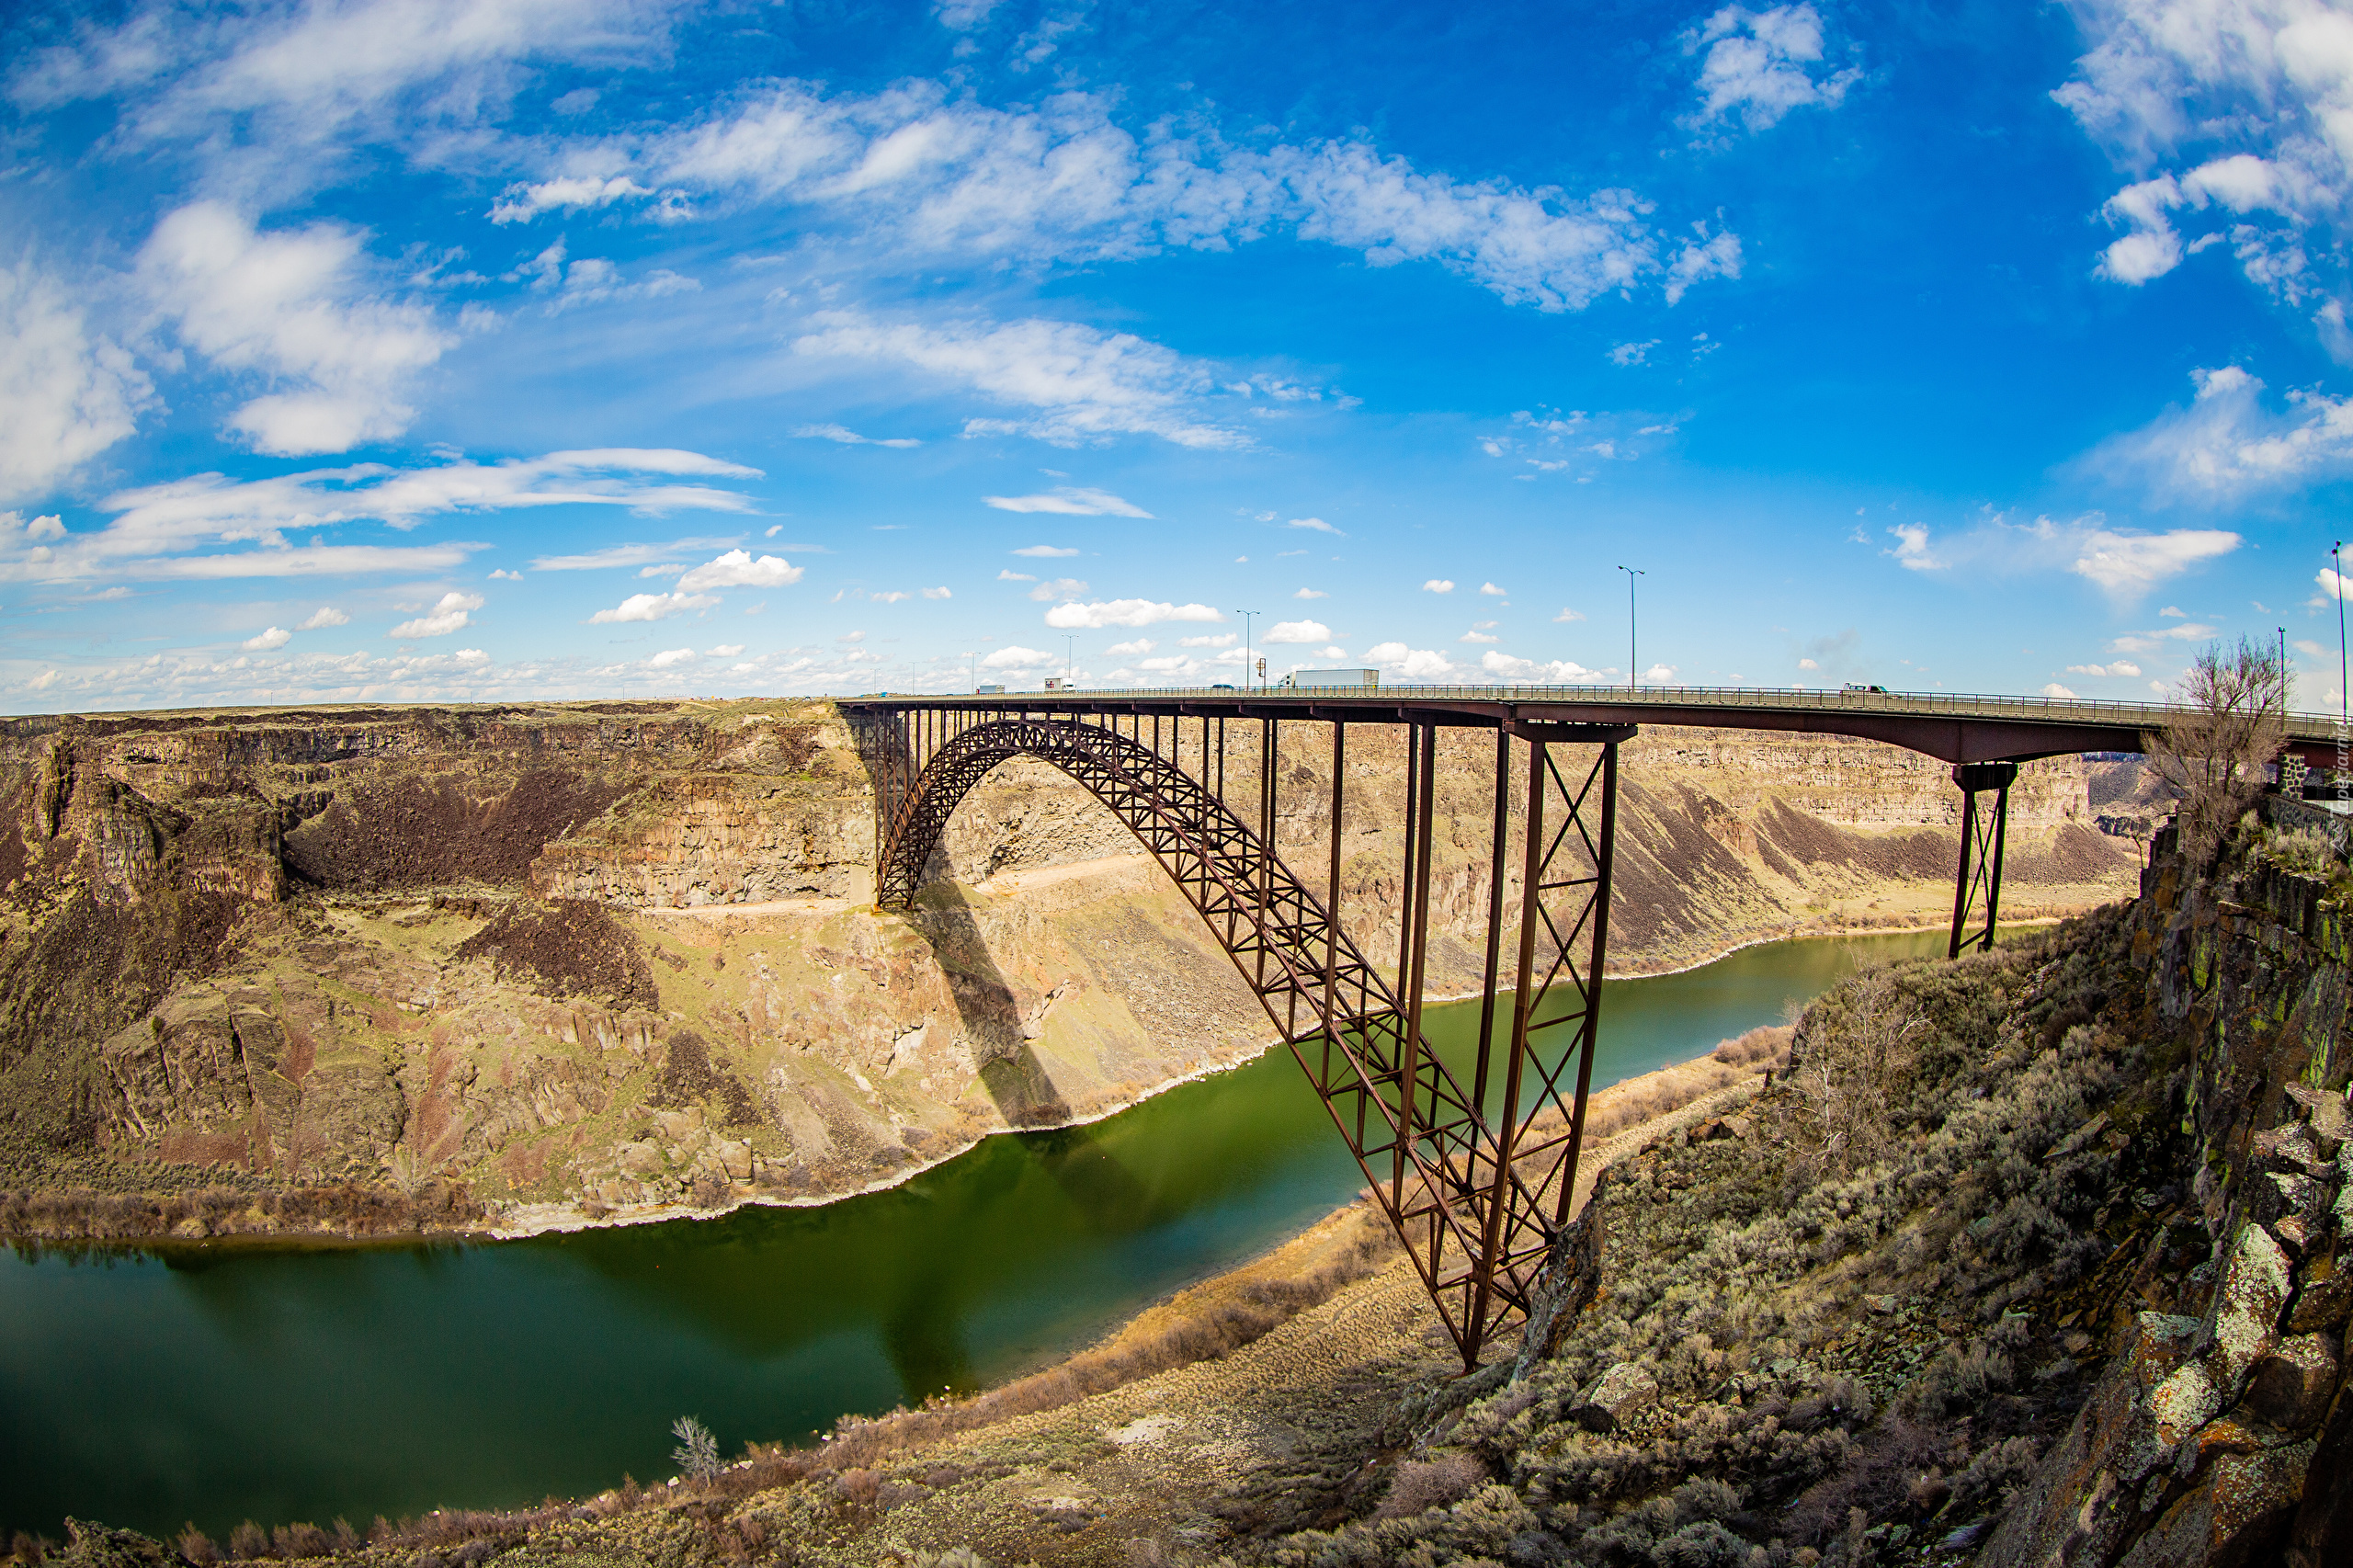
[{"x1": 865, "y1": 711, "x2": 1629, "y2": 1367}]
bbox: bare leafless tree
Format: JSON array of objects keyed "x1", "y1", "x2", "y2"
[
  {"x1": 1790, "y1": 968, "x2": 1928, "y2": 1176},
  {"x1": 2143, "y1": 637, "x2": 2287, "y2": 869}
]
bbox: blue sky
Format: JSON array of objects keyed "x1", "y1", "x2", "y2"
[{"x1": 6, "y1": 0, "x2": 2353, "y2": 710}]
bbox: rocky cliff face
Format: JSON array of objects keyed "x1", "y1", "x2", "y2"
[
  {"x1": 1984, "y1": 802, "x2": 2352, "y2": 1567},
  {"x1": 0, "y1": 700, "x2": 2136, "y2": 1238}
]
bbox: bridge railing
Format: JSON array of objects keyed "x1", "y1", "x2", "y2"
[{"x1": 858, "y1": 682, "x2": 2345, "y2": 741}]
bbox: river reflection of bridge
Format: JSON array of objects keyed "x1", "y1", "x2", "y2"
[{"x1": 840, "y1": 686, "x2": 2312, "y2": 1365}]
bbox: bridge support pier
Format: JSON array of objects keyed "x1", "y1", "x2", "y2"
[{"x1": 1947, "y1": 760, "x2": 2018, "y2": 958}]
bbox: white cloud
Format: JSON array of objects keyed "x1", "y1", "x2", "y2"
[
  {"x1": 1043, "y1": 598, "x2": 1222, "y2": 629},
  {"x1": 2093, "y1": 364, "x2": 2353, "y2": 498},
  {"x1": 2066, "y1": 660, "x2": 2144, "y2": 677},
  {"x1": 1881, "y1": 512, "x2": 2236, "y2": 599},
  {"x1": 2320, "y1": 567, "x2": 2351, "y2": 601},
  {"x1": 998, "y1": 568, "x2": 1037, "y2": 581},
  {"x1": 1480, "y1": 581, "x2": 1506, "y2": 597},
  {"x1": 985, "y1": 486, "x2": 1151, "y2": 516},
  {"x1": 649, "y1": 647, "x2": 699, "y2": 668},
  {"x1": 1293, "y1": 587, "x2": 1327, "y2": 599},
  {"x1": 1609, "y1": 340, "x2": 1659, "y2": 367},
  {"x1": 1797, "y1": 657, "x2": 1819, "y2": 670},
  {"x1": 790, "y1": 423, "x2": 922, "y2": 449},
  {"x1": 798, "y1": 312, "x2": 1249, "y2": 449},
  {"x1": 1287, "y1": 517, "x2": 1343, "y2": 534},
  {"x1": 2058, "y1": 1, "x2": 2353, "y2": 305},
  {"x1": 243, "y1": 626, "x2": 291, "y2": 651},
  {"x1": 1422, "y1": 578, "x2": 1455, "y2": 594},
  {"x1": 1028, "y1": 577, "x2": 1089, "y2": 601},
  {"x1": 531, "y1": 535, "x2": 746, "y2": 571},
  {"x1": 1012, "y1": 543, "x2": 1083, "y2": 556},
  {"x1": 2040, "y1": 682, "x2": 2078, "y2": 699},
  {"x1": 518, "y1": 77, "x2": 1736, "y2": 313},
  {"x1": 676, "y1": 550, "x2": 804, "y2": 591},
  {"x1": 710, "y1": 643, "x2": 745, "y2": 657},
  {"x1": 297, "y1": 606, "x2": 348, "y2": 629},
  {"x1": 491, "y1": 175, "x2": 654, "y2": 224},
  {"x1": 388, "y1": 590, "x2": 482, "y2": 639},
  {"x1": 1685, "y1": 4, "x2": 1861, "y2": 133},
  {"x1": 0, "y1": 449, "x2": 759, "y2": 587},
  {"x1": 1264, "y1": 619, "x2": 1330, "y2": 644},
  {"x1": 1179, "y1": 632, "x2": 1236, "y2": 648},
  {"x1": 138, "y1": 202, "x2": 457, "y2": 455},
  {"x1": 983, "y1": 644, "x2": 1059, "y2": 668},
  {"x1": 1105, "y1": 638, "x2": 1155, "y2": 655},
  {"x1": 2109, "y1": 621, "x2": 2221, "y2": 654},
  {"x1": 872, "y1": 590, "x2": 909, "y2": 603},
  {"x1": 17, "y1": 0, "x2": 676, "y2": 174},
  {"x1": 922, "y1": 585, "x2": 951, "y2": 598},
  {"x1": 1364, "y1": 642, "x2": 1460, "y2": 679},
  {"x1": 1481, "y1": 649, "x2": 1605, "y2": 683},
  {"x1": 0, "y1": 259, "x2": 153, "y2": 504},
  {"x1": 1553, "y1": 607, "x2": 1586, "y2": 622},
  {"x1": 587, "y1": 590, "x2": 718, "y2": 624}
]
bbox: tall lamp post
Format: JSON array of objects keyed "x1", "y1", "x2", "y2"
[
  {"x1": 1064, "y1": 634, "x2": 1075, "y2": 690},
  {"x1": 2336, "y1": 543, "x2": 2348, "y2": 807},
  {"x1": 1618, "y1": 565, "x2": 1644, "y2": 695},
  {"x1": 1237, "y1": 609, "x2": 1258, "y2": 691}
]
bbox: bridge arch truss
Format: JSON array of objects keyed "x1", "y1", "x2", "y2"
[{"x1": 846, "y1": 702, "x2": 1632, "y2": 1369}]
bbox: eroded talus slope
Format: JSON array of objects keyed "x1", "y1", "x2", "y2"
[{"x1": 0, "y1": 700, "x2": 2135, "y2": 1236}]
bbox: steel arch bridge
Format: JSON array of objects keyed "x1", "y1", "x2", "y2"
[{"x1": 847, "y1": 704, "x2": 1631, "y2": 1369}]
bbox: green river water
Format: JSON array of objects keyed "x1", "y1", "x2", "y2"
[{"x1": 1, "y1": 928, "x2": 1973, "y2": 1540}]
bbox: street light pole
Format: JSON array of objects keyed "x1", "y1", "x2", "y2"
[
  {"x1": 1237, "y1": 610, "x2": 1258, "y2": 691},
  {"x1": 1618, "y1": 565, "x2": 1644, "y2": 694},
  {"x1": 1064, "y1": 634, "x2": 1075, "y2": 689},
  {"x1": 2336, "y1": 542, "x2": 2347, "y2": 806}
]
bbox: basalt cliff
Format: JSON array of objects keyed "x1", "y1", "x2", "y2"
[{"x1": 0, "y1": 700, "x2": 2138, "y2": 1239}]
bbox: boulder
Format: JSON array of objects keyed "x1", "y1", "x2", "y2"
[
  {"x1": 2242, "y1": 1335, "x2": 2339, "y2": 1435},
  {"x1": 1577, "y1": 1362, "x2": 1660, "y2": 1430},
  {"x1": 2211, "y1": 1223, "x2": 2292, "y2": 1388}
]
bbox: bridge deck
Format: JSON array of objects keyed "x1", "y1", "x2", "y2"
[{"x1": 842, "y1": 683, "x2": 2346, "y2": 765}]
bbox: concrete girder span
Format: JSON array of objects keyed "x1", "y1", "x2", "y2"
[{"x1": 848, "y1": 708, "x2": 1631, "y2": 1370}]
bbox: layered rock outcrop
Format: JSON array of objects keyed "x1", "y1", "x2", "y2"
[{"x1": 1985, "y1": 801, "x2": 2353, "y2": 1567}]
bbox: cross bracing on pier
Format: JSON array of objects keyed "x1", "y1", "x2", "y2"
[{"x1": 840, "y1": 684, "x2": 2313, "y2": 1369}]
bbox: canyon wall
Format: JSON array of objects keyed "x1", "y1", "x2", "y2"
[{"x1": 0, "y1": 700, "x2": 2140, "y2": 1235}]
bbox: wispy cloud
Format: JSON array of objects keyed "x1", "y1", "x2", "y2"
[
  {"x1": 797, "y1": 312, "x2": 1252, "y2": 449},
  {"x1": 2087, "y1": 365, "x2": 2353, "y2": 500},
  {"x1": 503, "y1": 78, "x2": 1742, "y2": 314},
  {"x1": 1880, "y1": 512, "x2": 2237, "y2": 601},
  {"x1": 791, "y1": 422, "x2": 921, "y2": 448},
  {"x1": 0, "y1": 449, "x2": 760, "y2": 586},
  {"x1": 984, "y1": 487, "x2": 1151, "y2": 516},
  {"x1": 138, "y1": 202, "x2": 457, "y2": 455},
  {"x1": 0, "y1": 259, "x2": 153, "y2": 505}
]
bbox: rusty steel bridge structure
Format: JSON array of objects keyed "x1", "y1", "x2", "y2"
[{"x1": 841, "y1": 685, "x2": 2343, "y2": 1367}]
